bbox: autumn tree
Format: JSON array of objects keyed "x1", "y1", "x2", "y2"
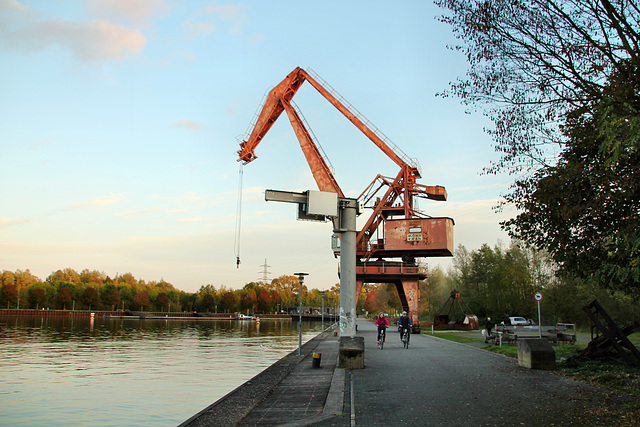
[
  {"x1": 133, "y1": 290, "x2": 150, "y2": 311},
  {"x1": 79, "y1": 269, "x2": 106, "y2": 285},
  {"x1": 48, "y1": 268, "x2": 80, "y2": 284},
  {"x1": 240, "y1": 288, "x2": 257, "y2": 314},
  {"x1": 437, "y1": 0, "x2": 640, "y2": 293},
  {"x1": 271, "y1": 275, "x2": 301, "y2": 308},
  {"x1": 257, "y1": 290, "x2": 272, "y2": 313},
  {"x1": 219, "y1": 291, "x2": 239, "y2": 313},
  {"x1": 1, "y1": 282, "x2": 19, "y2": 308},
  {"x1": 156, "y1": 292, "x2": 170, "y2": 311},
  {"x1": 57, "y1": 287, "x2": 73, "y2": 310},
  {"x1": 269, "y1": 290, "x2": 281, "y2": 313}
]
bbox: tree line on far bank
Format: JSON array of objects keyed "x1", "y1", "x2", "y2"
[
  {"x1": 2, "y1": 241, "x2": 637, "y2": 327},
  {"x1": 0, "y1": 268, "x2": 340, "y2": 315}
]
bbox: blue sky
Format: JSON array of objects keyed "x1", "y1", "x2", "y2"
[{"x1": 0, "y1": 0, "x2": 515, "y2": 292}]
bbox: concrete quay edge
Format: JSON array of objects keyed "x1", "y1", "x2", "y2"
[{"x1": 180, "y1": 330, "x2": 341, "y2": 427}]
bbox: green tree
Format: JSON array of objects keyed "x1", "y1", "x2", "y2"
[
  {"x1": 503, "y1": 67, "x2": 640, "y2": 294},
  {"x1": 83, "y1": 287, "x2": 101, "y2": 311},
  {"x1": 200, "y1": 293, "x2": 215, "y2": 312},
  {"x1": 101, "y1": 284, "x2": 121, "y2": 311},
  {"x1": 437, "y1": 0, "x2": 640, "y2": 294},
  {"x1": 448, "y1": 243, "x2": 548, "y2": 319},
  {"x1": 28, "y1": 286, "x2": 48, "y2": 309},
  {"x1": 180, "y1": 292, "x2": 197, "y2": 312}
]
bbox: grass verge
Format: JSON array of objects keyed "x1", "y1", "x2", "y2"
[{"x1": 427, "y1": 330, "x2": 640, "y2": 396}]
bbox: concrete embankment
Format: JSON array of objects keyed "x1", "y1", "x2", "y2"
[{"x1": 180, "y1": 330, "x2": 340, "y2": 427}]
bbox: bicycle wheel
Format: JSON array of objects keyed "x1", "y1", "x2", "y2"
[
  {"x1": 403, "y1": 331, "x2": 409, "y2": 348},
  {"x1": 380, "y1": 330, "x2": 384, "y2": 350}
]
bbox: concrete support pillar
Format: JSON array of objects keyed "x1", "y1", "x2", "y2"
[
  {"x1": 403, "y1": 280, "x2": 420, "y2": 329},
  {"x1": 338, "y1": 199, "x2": 357, "y2": 338},
  {"x1": 336, "y1": 198, "x2": 364, "y2": 369}
]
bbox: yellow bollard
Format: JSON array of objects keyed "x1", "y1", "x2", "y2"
[{"x1": 312, "y1": 352, "x2": 322, "y2": 368}]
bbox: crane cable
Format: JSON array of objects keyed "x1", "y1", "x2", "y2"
[{"x1": 234, "y1": 163, "x2": 243, "y2": 268}]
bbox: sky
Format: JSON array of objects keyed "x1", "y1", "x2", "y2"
[{"x1": 0, "y1": 0, "x2": 516, "y2": 293}]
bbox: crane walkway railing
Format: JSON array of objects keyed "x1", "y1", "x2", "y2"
[
  {"x1": 305, "y1": 68, "x2": 422, "y2": 176},
  {"x1": 289, "y1": 100, "x2": 336, "y2": 175}
]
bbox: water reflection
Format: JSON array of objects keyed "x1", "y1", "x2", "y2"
[{"x1": 0, "y1": 316, "x2": 323, "y2": 427}]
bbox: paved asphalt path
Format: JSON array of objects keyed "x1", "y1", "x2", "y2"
[{"x1": 316, "y1": 320, "x2": 638, "y2": 427}]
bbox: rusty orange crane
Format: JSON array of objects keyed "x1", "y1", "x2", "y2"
[{"x1": 237, "y1": 67, "x2": 453, "y2": 330}]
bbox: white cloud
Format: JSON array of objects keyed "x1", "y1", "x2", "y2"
[
  {"x1": 70, "y1": 193, "x2": 125, "y2": 209},
  {"x1": 0, "y1": 1, "x2": 146, "y2": 62},
  {"x1": 115, "y1": 207, "x2": 187, "y2": 217},
  {"x1": 28, "y1": 140, "x2": 51, "y2": 150},
  {"x1": 0, "y1": 217, "x2": 29, "y2": 229},
  {"x1": 158, "y1": 50, "x2": 197, "y2": 66},
  {"x1": 82, "y1": 0, "x2": 169, "y2": 23},
  {"x1": 180, "y1": 216, "x2": 209, "y2": 223},
  {"x1": 184, "y1": 19, "x2": 215, "y2": 39},
  {"x1": 253, "y1": 210, "x2": 275, "y2": 216},
  {"x1": 170, "y1": 119, "x2": 203, "y2": 131},
  {"x1": 185, "y1": 3, "x2": 249, "y2": 39}
]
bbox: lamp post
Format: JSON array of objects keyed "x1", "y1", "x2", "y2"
[
  {"x1": 294, "y1": 273, "x2": 308, "y2": 356},
  {"x1": 321, "y1": 291, "x2": 326, "y2": 336}
]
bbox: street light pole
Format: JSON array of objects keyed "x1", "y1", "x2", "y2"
[
  {"x1": 294, "y1": 272, "x2": 308, "y2": 356},
  {"x1": 321, "y1": 291, "x2": 325, "y2": 336}
]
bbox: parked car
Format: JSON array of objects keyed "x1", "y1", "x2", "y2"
[{"x1": 508, "y1": 316, "x2": 528, "y2": 325}]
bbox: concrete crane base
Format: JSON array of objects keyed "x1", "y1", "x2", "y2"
[{"x1": 338, "y1": 336, "x2": 365, "y2": 369}]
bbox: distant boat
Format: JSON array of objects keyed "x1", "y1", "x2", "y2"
[{"x1": 237, "y1": 314, "x2": 255, "y2": 321}]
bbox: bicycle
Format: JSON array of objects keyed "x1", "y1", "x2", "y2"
[
  {"x1": 377, "y1": 327, "x2": 386, "y2": 350},
  {"x1": 401, "y1": 327, "x2": 410, "y2": 349}
]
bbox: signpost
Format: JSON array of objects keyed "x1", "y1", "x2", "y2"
[{"x1": 534, "y1": 292, "x2": 543, "y2": 338}]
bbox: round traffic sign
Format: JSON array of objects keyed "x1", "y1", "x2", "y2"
[{"x1": 534, "y1": 292, "x2": 543, "y2": 301}]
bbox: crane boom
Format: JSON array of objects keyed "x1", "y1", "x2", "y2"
[
  {"x1": 237, "y1": 66, "x2": 452, "y2": 259},
  {"x1": 237, "y1": 66, "x2": 454, "y2": 332}
]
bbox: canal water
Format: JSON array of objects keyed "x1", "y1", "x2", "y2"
[{"x1": 0, "y1": 316, "x2": 326, "y2": 426}]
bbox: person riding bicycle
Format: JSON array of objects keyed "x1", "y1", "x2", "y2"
[
  {"x1": 398, "y1": 311, "x2": 413, "y2": 341},
  {"x1": 375, "y1": 312, "x2": 389, "y2": 345}
]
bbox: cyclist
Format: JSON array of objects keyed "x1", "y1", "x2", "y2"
[
  {"x1": 397, "y1": 311, "x2": 413, "y2": 342},
  {"x1": 375, "y1": 312, "x2": 389, "y2": 345}
]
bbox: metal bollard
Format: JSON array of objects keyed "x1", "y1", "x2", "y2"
[{"x1": 312, "y1": 352, "x2": 322, "y2": 368}]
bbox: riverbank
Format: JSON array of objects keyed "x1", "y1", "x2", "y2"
[
  {"x1": 0, "y1": 309, "x2": 290, "y2": 321},
  {"x1": 184, "y1": 319, "x2": 640, "y2": 426}
]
